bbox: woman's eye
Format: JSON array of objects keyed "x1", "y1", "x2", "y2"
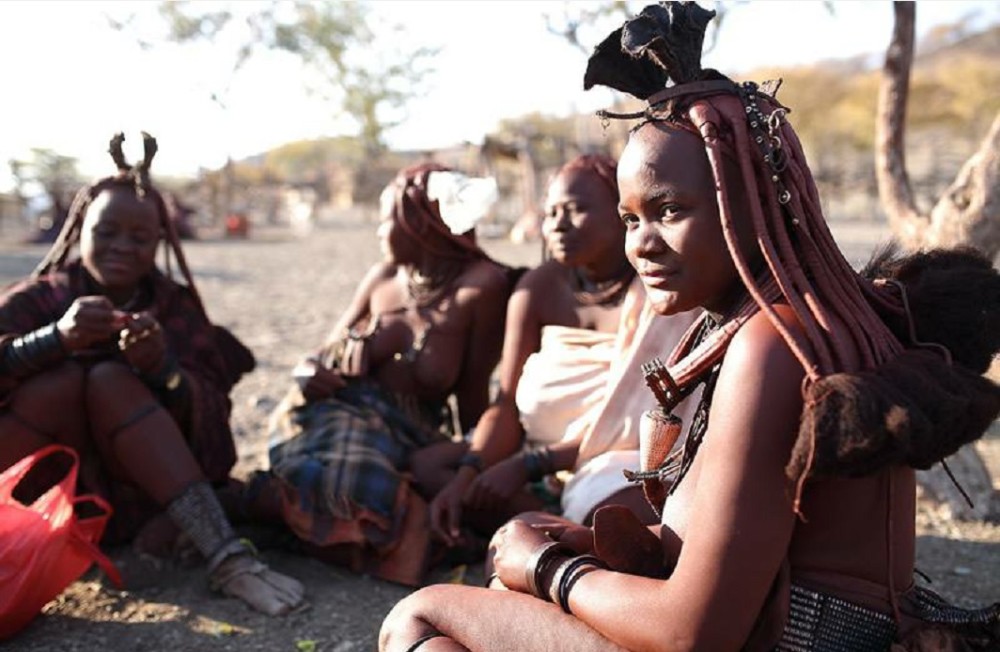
[
  {"x1": 620, "y1": 213, "x2": 639, "y2": 228},
  {"x1": 659, "y1": 204, "x2": 681, "y2": 220}
]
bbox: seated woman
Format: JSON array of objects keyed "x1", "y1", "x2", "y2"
[
  {"x1": 249, "y1": 163, "x2": 510, "y2": 586},
  {"x1": 379, "y1": 4, "x2": 1000, "y2": 650},
  {"x1": 427, "y1": 154, "x2": 699, "y2": 548},
  {"x1": 0, "y1": 133, "x2": 304, "y2": 617}
]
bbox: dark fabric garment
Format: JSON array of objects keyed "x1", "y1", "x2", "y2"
[{"x1": 0, "y1": 259, "x2": 250, "y2": 541}]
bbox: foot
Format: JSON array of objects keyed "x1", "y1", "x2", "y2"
[{"x1": 209, "y1": 552, "x2": 306, "y2": 616}]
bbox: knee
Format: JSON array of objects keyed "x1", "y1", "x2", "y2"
[
  {"x1": 379, "y1": 586, "x2": 446, "y2": 652},
  {"x1": 508, "y1": 510, "x2": 553, "y2": 528},
  {"x1": 11, "y1": 361, "x2": 86, "y2": 407},
  {"x1": 85, "y1": 361, "x2": 148, "y2": 404},
  {"x1": 409, "y1": 442, "x2": 464, "y2": 494}
]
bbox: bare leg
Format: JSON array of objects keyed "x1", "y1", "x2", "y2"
[
  {"x1": 380, "y1": 584, "x2": 625, "y2": 652},
  {"x1": 409, "y1": 440, "x2": 467, "y2": 499},
  {"x1": 86, "y1": 361, "x2": 203, "y2": 503},
  {"x1": 0, "y1": 362, "x2": 93, "y2": 501},
  {"x1": 86, "y1": 362, "x2": 305, "y2": 616},
  {"x1": 0, "y1": 362, "x2": 88, "y2": 469}
]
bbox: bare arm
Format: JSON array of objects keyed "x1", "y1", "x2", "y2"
[
  {"x1": 320, "y1": 262, "x2": 394, "y2": 351},
  {"x1": 549, "y1": 311, "x2": 803, "y2": 651},
  {"x1": 452, "y1": 261, "x2": 510, "y2": 433},
  {"x1": 464, "y1": 268, "x2": 547, "y2": 463},
  {"x1": 428, "y1": 266, "x2": 547, "y2": 540}
]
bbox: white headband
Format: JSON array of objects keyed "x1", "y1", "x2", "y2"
[{"x1": 425, "y1": 171, "x2": 499, "y2": 235}]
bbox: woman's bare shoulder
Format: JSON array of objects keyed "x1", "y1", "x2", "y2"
[
  {"x1": 460, "y1": 258, "x2": 510, "y2": 291},
  {"x1": 505, "y1": 260, "x2": 568, "y2": 303},
  {"x1": 709, "y1": 305, "x2": 808, "y2": 436},
  {"x1": 726, "y1": 303, "x2": 807, "y2": 373}
]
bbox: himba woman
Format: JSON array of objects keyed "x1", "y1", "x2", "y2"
[
  {"x1": 379, "y1": 3, "x2": 1000, "y2": 650},
  {"x1": 0, "y1": 133, "x2": 305, "y2": 616},
  {"x1": 427, "y1": 154, "x2": 699, "y2": 549},
  {"x1": 246, "y1": 162, "x2": 511, "y2": 586}
]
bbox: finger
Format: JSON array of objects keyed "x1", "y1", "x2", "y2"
[
  {"x1": 80, "y1": 295, "x2": 115, "y2": 310},
  {"x1": 111, "y1": 310, "x2": 130, "y2": 329},
  {"x1": 429, "y1": 503, "x2": 453, "y2": 546},
  {"x1": 447, "y1": 498, "x2": 462, "y2": 540}
]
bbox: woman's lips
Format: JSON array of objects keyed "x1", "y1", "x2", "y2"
[
  {"x1": 639, "y1": 268, "x2": 680, "y2": 289},
  {"x1": 101, "y1": 260, "x2": 132, "y2": 273}
]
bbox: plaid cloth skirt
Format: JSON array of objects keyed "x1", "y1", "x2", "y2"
[{"x1": 267, "y1": 380, "x2": 450, "y2": 552}]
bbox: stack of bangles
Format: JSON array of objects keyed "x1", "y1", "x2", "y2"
[
  {"x1": 523, "y1": 446, "x2": 555, "y2": 482},
  {"x1": 524, "y1": 540, "x2": 608, "y2": 614}
]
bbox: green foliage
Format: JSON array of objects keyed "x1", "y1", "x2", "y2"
[
  {"x1": 157, "y1": 2, "x2": 232, "y2": 41},
  {"x1": 144, "y1": 1, "x2": 437, "y2": 156},
  {"x1": 539, "y1": 3, "x2": 998, "y2": 160},
  {"x1": 8, "y1": 149, "x2": 81, "y2": 202},
  {"x1": 263, "y1": 136, "x2": 365, "y2": 181}
]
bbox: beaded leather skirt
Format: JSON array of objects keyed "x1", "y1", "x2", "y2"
[{"x1": 775, "y1": 584, "x2": 1000, "y2": 651}]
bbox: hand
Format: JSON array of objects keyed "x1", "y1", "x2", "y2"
[
  {"x1": 117, "y1": 312, "x2": 167, "y2": 375},
  {"x1": 56, "y1": 296, "x2": 124, "y2": 352},
  {"x1": 491, "y1": 519, "x2": 558, "y2": 594},
  {"x1": 429, "y1": 468, "x2": 477, "y2": 546},
  {"x1": 465, "y1": 454, "x2": 528, "y2": 511},
  {"x1": 296, "y1": 358, "x2": 346, "y2": 401}
]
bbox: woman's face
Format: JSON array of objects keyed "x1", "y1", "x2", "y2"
[
  {"x1": 376, "y1": 185, "x2": 420, "y2": 265},
  {"x1": 542, "y1": 166, "x2": 624, "y2": 268},
  {"x1": 79, "y1": 188, "x2": 160, "y2": 303},
  {"x1": 618, "y1": 124, "x2": 747, "y2": 316}
]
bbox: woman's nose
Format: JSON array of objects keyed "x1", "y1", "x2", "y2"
[
  {"x1": 550, "y1": 207, "x2": 572, "y2": 230},
  {"x1": 627, "y1": 220, "x2": 667, "y2": 259},
  {"x1": 109, "y1": 233, "x2": 135, "y2": 252}
]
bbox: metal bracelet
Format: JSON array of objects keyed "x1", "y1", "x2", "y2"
[{"x1": 1, "y1": 322, "x2": 66, "y2": 378}]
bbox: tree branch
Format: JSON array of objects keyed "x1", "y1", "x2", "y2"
[
  {"x1": 929, "y1": 111, "x2": 1000, "y2": 259},
  {"x1": 876, "y1": 1, "x2": 925, "y2": 247}
]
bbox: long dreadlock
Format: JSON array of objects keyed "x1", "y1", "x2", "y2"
[
  {"x1": 586, "y1": 2, "x2": 1000, "y2": 498},
  {"x1": 33, "y1": 132, "x2": 208, "y2": 317}
]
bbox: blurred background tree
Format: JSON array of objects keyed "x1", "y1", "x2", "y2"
[{"x1": 7, "y1": 150, "x2": 81, "y2": 240}]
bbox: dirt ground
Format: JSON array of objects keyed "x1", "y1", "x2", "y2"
[{"x1": 0, "y1": 217, "x2": 998, "y2": 652}]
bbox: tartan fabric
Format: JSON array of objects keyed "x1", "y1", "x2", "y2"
[
  {"x1": 0, "y1": 259, "x2": 249, "y2": 541},
  {"x1": 268, "y1": 380, "x2": 450, "y2": 547}
]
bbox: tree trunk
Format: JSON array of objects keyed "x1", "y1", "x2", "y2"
[
  {"x1": 876, "y1": 2, "x2": 998, "y2": 519},
  {"x1": 917, "y1": 444, "x2": 997, "y2": 521},
  {"x1": 876, "y1": 2, "x2": 924, "y2": 248},
  {"x1": 926, "y1": 114, "x2": 1000, "y2": 258},
  {"x1": 876, "y1": 2, "x2": 1000, "y2": 259}
]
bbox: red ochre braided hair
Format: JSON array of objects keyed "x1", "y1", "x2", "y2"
[
  {"x1": 382, "y1": 161, "x2": 489, "y2": 262},
  {"x1": 586, "y1": 2, "x2": 1000, "y2": 502},
  {"x1": 33, "y1": 132, "x2": 208, "y2": 317}
]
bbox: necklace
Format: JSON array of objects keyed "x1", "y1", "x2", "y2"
[
  {"x1": 571, "y1": 264, "x2": 635, "y2": 307},
  {"x1": 392, "y1": 263, "x2": 463, "y2": 363},
  {"x1": 407, "y1": 260, "x2": 464, "y2": 309}
]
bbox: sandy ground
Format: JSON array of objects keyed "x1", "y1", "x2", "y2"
[{"x1": 0, "y1": 217, "x2": 997, "y2": 651}]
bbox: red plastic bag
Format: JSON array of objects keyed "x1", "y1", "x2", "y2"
[{"x1": 0, "y1": 445, "x2": 122, "y2": 639}]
